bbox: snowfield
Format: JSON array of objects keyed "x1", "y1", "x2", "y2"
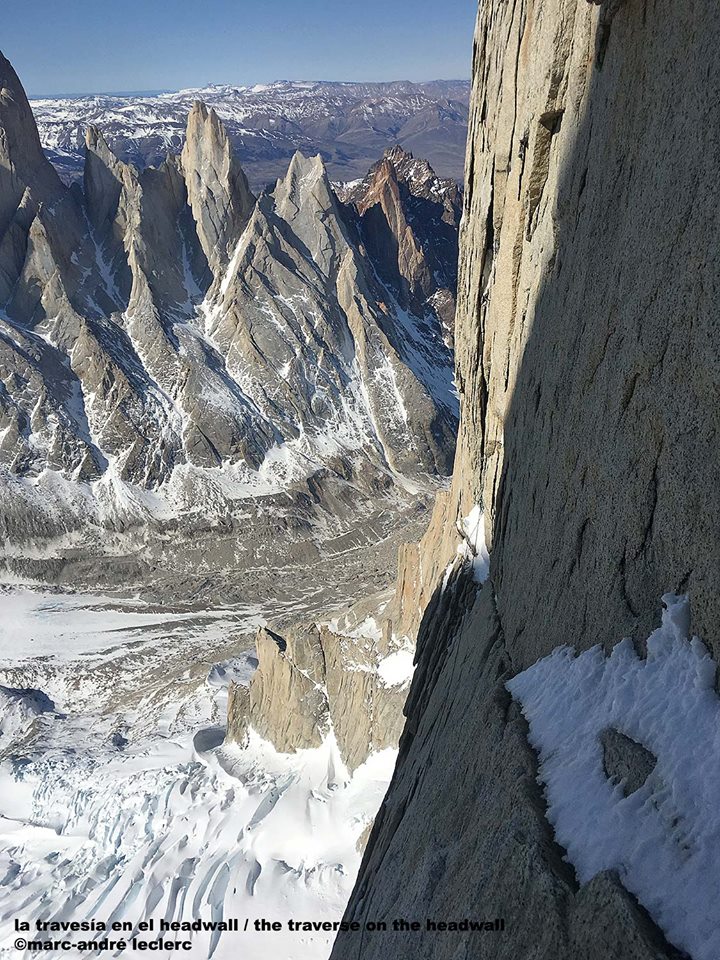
[{"x1": 0, "y1": 589, "x2": 397, "y2": 959}]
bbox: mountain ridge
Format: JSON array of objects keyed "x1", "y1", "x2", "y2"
[
  {"x1": 29, "y1": 79, "x2": 470, "y2": 189},
  {"x1": 0, "y1": 51, "x2": 460, "y2": 588}
]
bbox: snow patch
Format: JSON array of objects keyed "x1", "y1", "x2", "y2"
[
  {"x1": 457, "y1": 505, "x2": 490, "y2": 583},
  {"x1": 377, "y1": 649, "x2": 415, "y2": 689},
  {"x1": 507, "y1": 594, "x2": 720, "y2": 960}
]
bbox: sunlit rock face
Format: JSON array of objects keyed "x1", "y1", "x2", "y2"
[
  {"x1": 331, "y1": 0, "x2": 720, "y2": 958},
  {"x1": 226, "y1": 620, "x2": 412, "y2": 772}
]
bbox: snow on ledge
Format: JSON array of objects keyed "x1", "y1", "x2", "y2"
[
  {"x1": 506, "y1": 594, "x2": 719, "y2": 960},
  {"x1": 457, "y1": 505, "x2": 490, "y2": 583},
  {"x1": 377, "y1": 648, "x2": 415, "y2": 689}
]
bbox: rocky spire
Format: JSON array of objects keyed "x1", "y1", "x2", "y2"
[
  {"x1": 275, "y1": 150, "x2": 337, "y2": 211},
  {"x1": 0, "y1": 50, "x2": 67, "y2": 303},
  {"x1": 273, "y1": 150, "x2": 353, "y2": 275},
  {"x1": 0, "y1": 80, "x2": 96, "y2": 334},
  {"x1": 180, "y1": 101, "x2": 255, "y2": 277},
  {"x1": 81, "y1": 125, "x2": 138, "y2": 306},
  {"x1": 359, "y1": 155, "x2": 433, "y2": 303},
  {"x1": 83, "y1": 125, "x2": 136, "y2": 232},
  {"x1": 207, "y1": 146, "x2": 458, "y2": 479},
  {"x1": 373, "y1": 145, "x2": 461, "y2": 208},
  {"x1": 0, "y1": 51, "x2": 64, "y2": 219},
  {"x1": 340, "y1": 144, "x2": 461, "y2": 328}
]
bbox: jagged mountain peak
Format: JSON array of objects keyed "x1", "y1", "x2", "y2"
[
  {"x1": 83, "y1": 123, "x2": 137, "y2": 236},
  {"x1": 181, "y1": 98, "x2": 255, "y2": 274},
  {"x1": 346, "y1": 143, "x2": 460, "y2": 211},
  {"x1": 282, "y1": 149, "x2": 324, "y2": 186},
  {"x1": 0, "y1": 51, "x2": 53, "y2": 170},
  {"x1": 377, "y1": 144, "x2": 436, "y2": 188},
  {"x1": 83, "y1": 123, "x2": 134, "y2": 171},
  {"x1": 384, "y1": 145, "x2": 448, "y2": 196},
  {"x1": 275, "y1": 150, "x2": 339, "y2": 216},
  {"x1": 185, "y1": 99, "x2": 227, "y2": 144},
  {"x1": 337, "y1": 141, "x2": 462, "y2": 331},
  {"x1": 0, "y1": 50, "x2": 458, "y2": 550}
]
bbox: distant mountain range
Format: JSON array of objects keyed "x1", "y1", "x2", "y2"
[{"x1": 30, "y1": 80, "x2": 470, "y2": 189}]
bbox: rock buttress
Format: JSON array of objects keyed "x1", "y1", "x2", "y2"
[{"x1": 331, "y1": 0, "x2": 719, "y2": 956}]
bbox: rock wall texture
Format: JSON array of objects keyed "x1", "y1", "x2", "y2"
[
  {"x1": 332, "y1": 0, "x2": 718, "y2": 957},
  {"x1": 226, "y1": 621, "x2": 409, "y2": 772}
]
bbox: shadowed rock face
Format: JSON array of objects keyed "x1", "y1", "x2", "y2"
[
  {"x1": 0, "y1": 54, "x2": 64, "y2": 224},
  {"x1": 331, "y1": 0, "x2": 717, "y2": 957},
  {"x1": 0, "y1": 51, "x2": 460, "y2": 554},
  {"x1": 0, "y1": 52, "x2": 67, "y2": 307}
]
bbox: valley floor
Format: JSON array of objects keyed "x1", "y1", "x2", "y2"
[{"x1": 0, "y1": 503, "x2": 426, "y2": 959}]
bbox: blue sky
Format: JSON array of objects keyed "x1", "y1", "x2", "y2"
[{"x1": 4, "y1": 0, "x2": 477, "y2": 96}]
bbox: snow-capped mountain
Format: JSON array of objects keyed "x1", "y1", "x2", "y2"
[
  {"x1": 31, "y1": 80, "x2": 470, "y2": 190},
  {"x1": 0, "y1": 51, "x2": 460, "y2": 579}
]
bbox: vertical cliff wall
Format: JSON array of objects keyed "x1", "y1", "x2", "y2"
[{"x1": 332, "y1": 0, "x2": 719, "y2": 957}]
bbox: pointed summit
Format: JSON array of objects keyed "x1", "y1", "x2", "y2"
[
  {"x1": 83, "y1": 124, "x2": 136, "y2": 231},
  {"x1": 381, "y1": 145, "x2": 438, "y2": 190},
  {"x1": 271, "y1": 151, "x2": 353, "y2": 277},
  {"x1": 274, "y1": 151, "x2": 338, "y2": 217},
  {"x1": 0, "y1": 51, "x2": 73, "y2": 316},
  {"x1": 0, "y1": 51, "x2": 61, "y2": 182},
  {"x1": 334, "y1": 146, "x2": 461, "y2": 330},
  {"x1": 181, "y1": 101, "x2": 255, "y2": 276}
]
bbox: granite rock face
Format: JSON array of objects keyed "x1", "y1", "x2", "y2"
[
  {"x1": 332, "y1": 0, "x2": 718, "y2": 957},
  {"x1": 0, "y1": 51, "x2": 459, "y2": 556},
  {"x1": 228, "y1": 626, "x2": 329, "y2": 751},
  {"x1": 226, "y1": 621, "x2": 410, "y2": 773},
  {"x1": 181, "y1": 102, "x2": 255, "y2": 276},
  {"x1": 0, "y1": 52, "x2": 64, "y2": 225}
]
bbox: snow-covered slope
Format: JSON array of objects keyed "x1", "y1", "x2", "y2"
[
  {"x1": 31, "y1": 80, "x2": 470, "y2": 189},
  {"x1": 508, "y1": 596, "x2": 720, "y2": 960},
  {"x1": 0, "y1": 589, "x2": 396, "y2": 960}
]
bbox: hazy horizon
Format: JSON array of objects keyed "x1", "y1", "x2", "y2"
[
  {"x1": 26, "y1": 77, "x2": 471, "y2": 101},
  {"x1": 6, "y1": 0, "x2": 476, "y2": 98}
]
